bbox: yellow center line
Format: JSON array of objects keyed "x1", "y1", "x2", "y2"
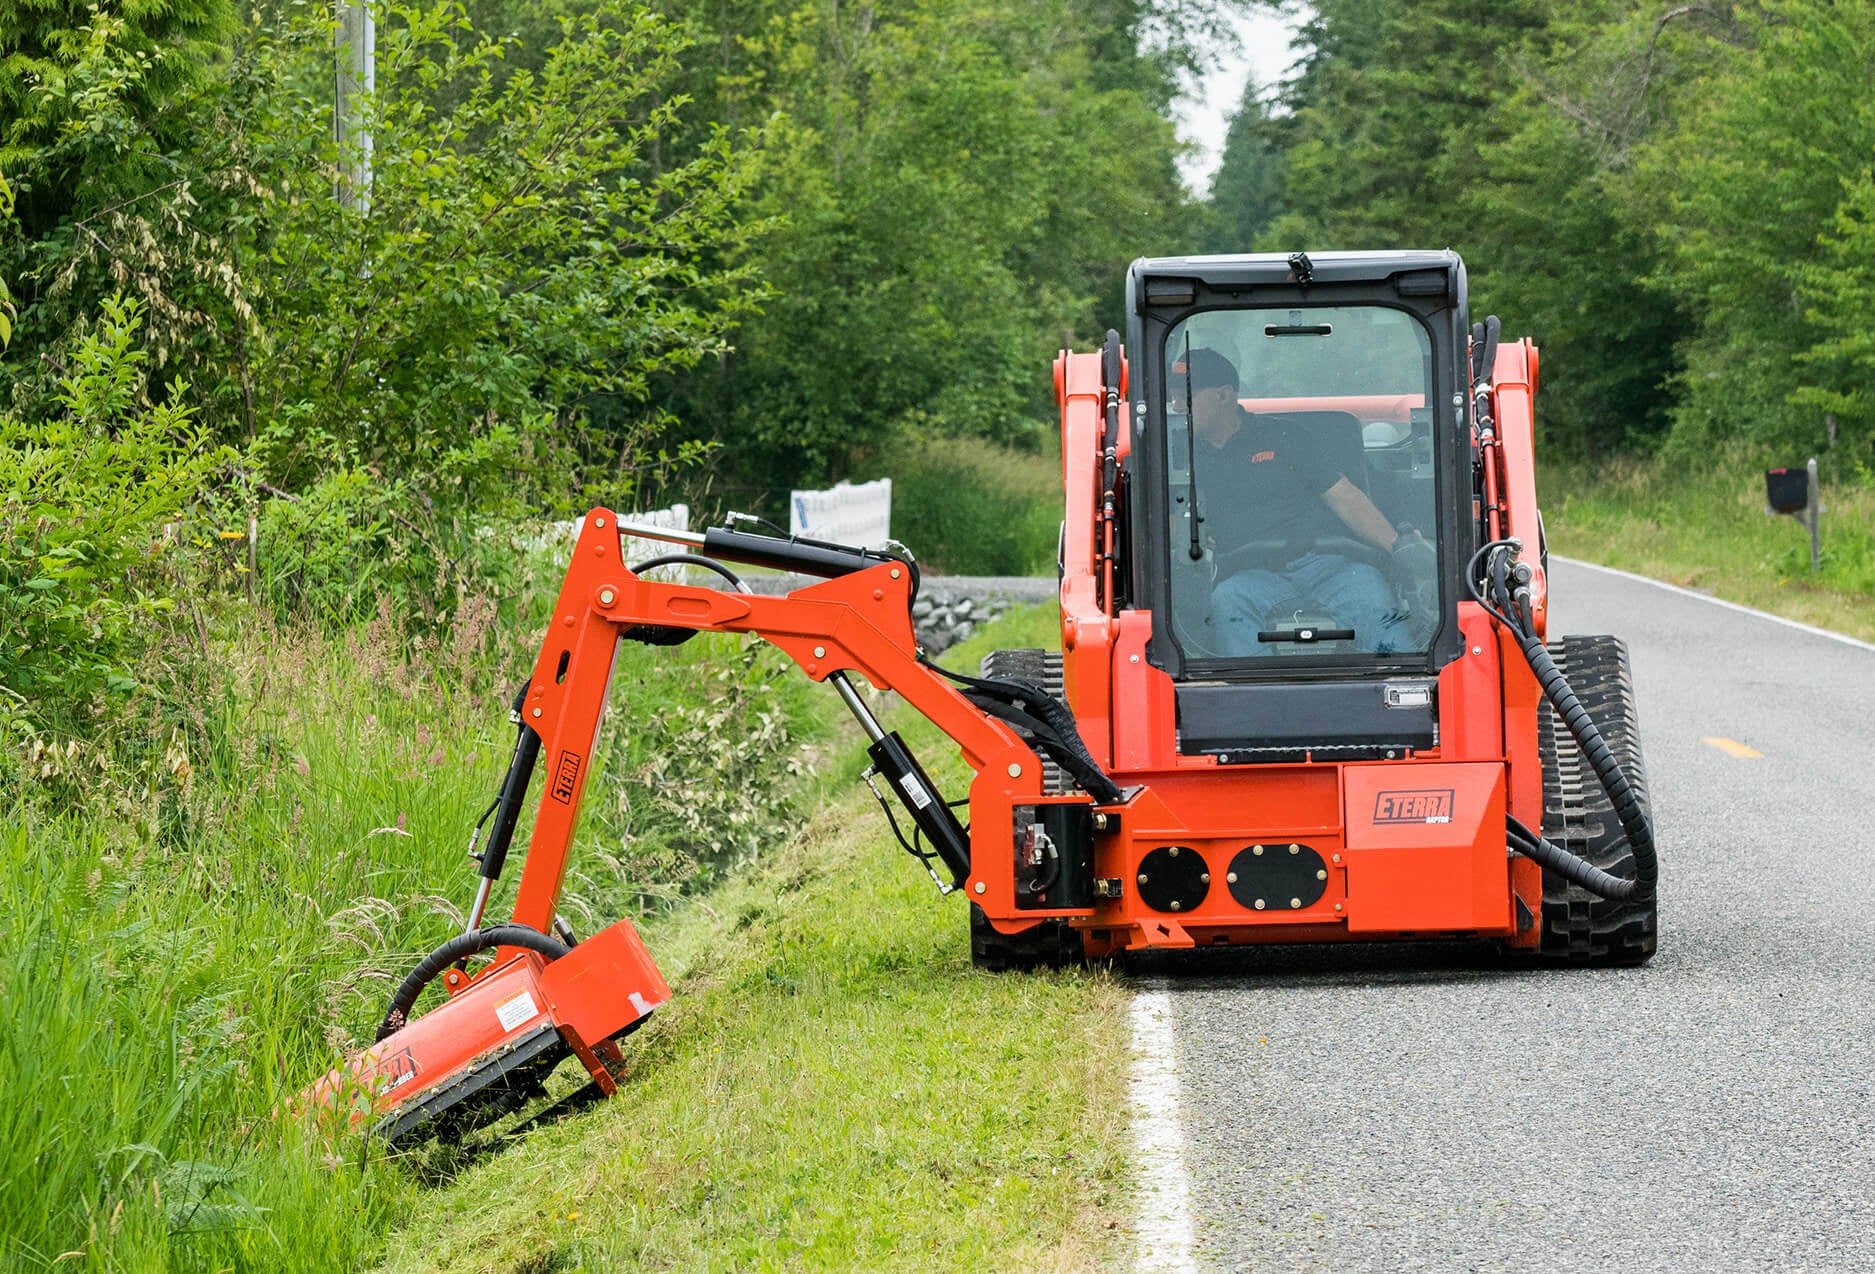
[{"x1": 1704, "y1": 736, "x2": 1763, "y2": 759}]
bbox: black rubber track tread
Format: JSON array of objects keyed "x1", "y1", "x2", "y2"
[
  {"x1": 1534, "y1": 635, "x2": 1658, "y2": 964},
  {"x1": 971, "y1": 649, "x2": 1086, "y2": 971}
]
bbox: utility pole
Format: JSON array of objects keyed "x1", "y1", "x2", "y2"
[{"x1": 335, "y1": 2, "x2": 375, "y2": 214}]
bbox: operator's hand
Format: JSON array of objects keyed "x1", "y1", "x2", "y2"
[{"x1": 1388, "y1": 528, "x2": 1439, "y2": 622}]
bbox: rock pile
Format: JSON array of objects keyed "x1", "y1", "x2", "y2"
[{"x1": 912, "y1": 593, "x2": 1010, "y2": 653}]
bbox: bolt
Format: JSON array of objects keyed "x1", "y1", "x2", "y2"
[
  {"x1": 1332, "y1": 853, "x2": 1342, "y2": 864},
  {"x1": 1227, "y1": 871, "x2": 1238, "y2": 884},
  {"x1": 1290, "y1": 897, "x2": 1302, "y2": 909},
  {"x1": 599, "y1": 588, "x2": 616, "y2": 605},
  {"x1": 1167, "y1": 846, "x2": 1179, "y2": 858},
  {"x1": 1008, "y1": 763, "x2": 1022, "y2": 778},
  {"x1": 891, "y1": 568, "x2": 902, "y2": 579},
  {"x1": 531, "y1": 708, "x2": 542, "y2": 718},
  {"x1": 1289, "y1": 844, "x2": 1299, "y2": 854},
  {"x1": 1316, "y1": 869, "x2": 1328, "y2": 881},
  {"x1": 1334, "y1": 903, "x2": 1344, "y2": 912},
  {"x1": 1093, "y1": 813, "x2": 1109, "y2": 831},
  {"x1": 1130, "y1": 654, "x2": 1140, "y2": 663},
  {"x1": 973, "y1": 882, "x2": 986, "y2": 895},
  {"x1": 813, "y1": 646, "x2": 826, "y2": 659},
  {"x1": 1138, "y1": 873, "x2": 1150, "y2": 884},
  {"x1": 1472, "y1": 646, "x2": 1483, "y2": 655},
  {"x1": 1200, "y1": 873, "x2": 1210, "y2": 884},
  {"x1": 1255, "y1": 898, "x2": 1266, "y2": 910},
  {"x1": 596, "y1": 517, "x2": 607, "y2": 528},
  {"x1": 1253, "y1": 845, "x2": 1264, "y2": 856},
  {"x1": 1169, "y1": 900, "x2": 1181, "y2": 911}
]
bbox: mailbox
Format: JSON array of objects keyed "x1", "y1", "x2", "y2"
[{"x1": 1765, "y1": 467, "x2": 1809, "y2": 515}]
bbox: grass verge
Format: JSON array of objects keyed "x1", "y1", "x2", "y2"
[
  {"x1": 371, "y1": 605, "x2": 1132, "y2": 1273},
  {"x1": 1541, "y1": 451, "x2": 1875, "y2": 640},
  {"x1": 0, "y1": 598, "x2": 1129, "y2": 1272}
]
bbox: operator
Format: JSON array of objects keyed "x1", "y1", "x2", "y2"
[{"x1": 1172, "y1": 347, "x2": 1417, "y2": 655}]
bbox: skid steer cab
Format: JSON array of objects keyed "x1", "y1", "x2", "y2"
[{"x1": 308, "y1": 249, "x2": 1657, "y2": 1145}]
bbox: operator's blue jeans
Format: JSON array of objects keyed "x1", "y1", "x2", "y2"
[{"x1": 1213, "y1": 553, "x2": 1409, "y2": 655}]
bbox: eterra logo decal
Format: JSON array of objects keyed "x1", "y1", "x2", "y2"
[
  {"x1": 1373, "y1": 789, "x2": 1454, "y2": 824},
  {"x1": 376, "y1": 1046, "x2": 420, "y2": 1094},
  {"x1": 550, "y1": 749, "x2": 583, "y2": 804}
]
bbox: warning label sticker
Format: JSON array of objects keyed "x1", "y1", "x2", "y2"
[
  {"x1": 898, "y1": 773, "x2": 934, "y2": 809},
  {"x1": 495, "y1": 991, "x2": 539, "y2": 1033}
]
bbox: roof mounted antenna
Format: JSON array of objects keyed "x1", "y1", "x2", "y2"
[{"x1": 1287, "y1": 252, "x2": 1314, "y2": 287}]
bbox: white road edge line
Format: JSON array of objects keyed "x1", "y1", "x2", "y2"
[
  {"x1": 1555, "y1": 555, "x2": 1875, "y2": 654},
  {"x1": 1130, "y1": 981, "x2": 1197, "y2": 1274}
]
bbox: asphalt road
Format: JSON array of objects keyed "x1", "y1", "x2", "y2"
[{"x1": 1158, "y1": 558, "x2": 1875, "y2": 1273}]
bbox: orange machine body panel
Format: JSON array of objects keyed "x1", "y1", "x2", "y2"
[{"x1": 1047, "y1": 343, "x2": 1549, "y2": 955}]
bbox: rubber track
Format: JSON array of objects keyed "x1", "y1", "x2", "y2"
[
  {"x1": 1535, "y1": 635, "x2": 1658, "y2": 964},
  {"x1": 970, "y1": 648, "x2": 1086, "y2": 971}
]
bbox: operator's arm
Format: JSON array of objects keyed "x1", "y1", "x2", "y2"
[{"x1": 1322, "y1": 477, "x2": 1401, "y2": 552}]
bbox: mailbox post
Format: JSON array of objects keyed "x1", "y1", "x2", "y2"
[{"x1": 1764, "y1": 458, "x2": 1821, "y2": 573}]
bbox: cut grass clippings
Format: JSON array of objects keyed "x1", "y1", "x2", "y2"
[{"x1": 371, "y1": 605, "x2": 1133, "y2": 1273}]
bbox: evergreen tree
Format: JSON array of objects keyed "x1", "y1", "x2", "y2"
[{"x1": 1205, "y1": 77, "x2": 1284, "y2": 253}]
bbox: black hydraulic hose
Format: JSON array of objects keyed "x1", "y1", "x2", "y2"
[
  {"x1": 961, "y1": 694, "x2": 1121, "y2": 805},
  {"x1": 628, "y1": 552, "x2": 749, "y2": 592},
  {"x1": 1468, "y1": 542, "x2": 1658, "y2": 903},
  {"x1": 1511, "y1": 626, "x2": 1658, "y2": 903},
  {"x1": 1506, "y1": 816, "x2": 1634, "y2": 899},
  {"x1": 923, "y1": 657, "x2": 1126, "y2": 805},
  {"x1": 1473, "y1": 315, "x2": 1502, "y2": 437},
  {"x1": 376, "y1": 924, "x2": 570, "y2": 1042}
]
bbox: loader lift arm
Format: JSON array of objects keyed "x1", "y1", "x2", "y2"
[{"x1": 504, "y1": 510, "x2": 1125, "y2": 944}]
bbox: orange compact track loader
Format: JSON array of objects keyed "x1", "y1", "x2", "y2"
[{"x1": 312, "y1": 250, "x2": 1658, "y2": 1143}]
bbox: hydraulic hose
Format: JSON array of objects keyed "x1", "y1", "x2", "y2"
[
  {"x1": 1509, "y1": 626, "x2": 1658, "y2": 902},
  {"x1": 376, "y1": 924, "x2": 569, "y2": 1042},
  {"x1": 1506, "y1": 816, "x2": 1634, "y2": 899},
  {"x1": 628, "y1": 553, "x2": 750, "y2": 592},
  {"x1": 1470, "y1": 540, "x2": 1658, "y2": 904}
]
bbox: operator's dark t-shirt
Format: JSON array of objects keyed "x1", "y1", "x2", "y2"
[{"x1": 1194, "y1": 411, "x2": 1343, "y2": 556}]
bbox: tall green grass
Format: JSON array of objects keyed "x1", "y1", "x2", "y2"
[
  {"x1": 884, "y1": 436, "x2": 1059, "y2": 575},
  {"x1": 0, "y1": 602, "x2": 825, "y2": 1270},
  {"x1": 1541, "y1": 448, "x2": 1875, "y2": 640}
]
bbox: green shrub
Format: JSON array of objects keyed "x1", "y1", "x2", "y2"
[
  {"x1": 883, "y1": 433, "x2": 1060, "y2": 575},
  {"x1": 0, "y1": 295, "x2": 224, "y2": 735}
]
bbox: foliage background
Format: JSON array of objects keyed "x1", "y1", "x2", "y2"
[{"x1": 1218, "y1": 0, "x2": 1875, "y2": 474}]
